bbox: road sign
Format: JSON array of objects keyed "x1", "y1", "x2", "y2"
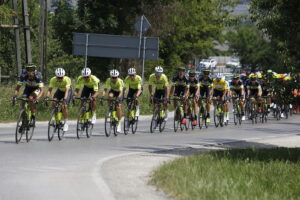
[
  {"x1": 134, "y1": 15, "x2": 151, "y2": 33},
  {"x1": 72, "y1": 33, "x2": 159, "y2": 60}
]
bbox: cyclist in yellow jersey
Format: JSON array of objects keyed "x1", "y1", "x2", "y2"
[
  {"x1": 73, "y1": 67, "x2": 100, "y2": 125},
  {"x1": 213, "y1": 73, "x2": 229, "y2": 122},
  {"x1": 124, "y1": 68, "x2": 142, "y2": 116},
  {"x1": 45, "y1": 68, "x2": 72, "y2": 131},
  {"x1": 102, "y1": 69, "x2": 124, "y2": 133},
  {"x1": 148, "y1": 66, "x2": 170, "y2": 119}
]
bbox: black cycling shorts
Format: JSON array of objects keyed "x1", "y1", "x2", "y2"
[
  {"x1": 81, "y1": 86, "x2": 95, "y2": 98},
  {"x1": 213, "y1": 90, "x2": 224, "y2": 97},
  {"x1": 154, "y1": 89, "x2": 165, "y2": 104},
  {"x1": 127, "y1": 88, "x2": 140, "y2": 98},
  {"x1": 231, "y1": 90, "x2": 242, "y2": 98},
  {"x1": 174, "y1": 86, "x2": 186, "y2": 97},
  {"x1": 53, "y1": 89, "x2": 73, "y2": 104},
  {"x1": 200, "y1": 86, "x2": 210, "y2": 97},
  {"x1": 23, "y1": 87, "x2": 41, "y2": 97}
]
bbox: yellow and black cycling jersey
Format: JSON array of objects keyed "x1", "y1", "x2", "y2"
[
  {"x1": 148, "y1": 73, "x2": 169, "y2": 90},
  {"x1": 124, "y1": 75, "x2": 142, "y2": 90},
  {"x1": 104, "y1": 77, "x2": 124, "y2": 92},
  {"x1": 230, "y1": 80, "x2": 244, "y2": 90},
  {"x1": 17, "y1": 71, "x2": 44, "y2": 88},
  {"x1": 49, "y1": 76, "x2": 71, "y2": 92},
  {"x1": 199, "y1": 77, "x2": 213, "y2": 88},
  {"x1": 172, "y1": 75, "x2": 189, "y2": 88},
  {"x1": 75, "y1": 75, "x2": 100, "y2": 91},
  {"x1": 213, "y1": 78, "x2": 227, "y2": 91}
]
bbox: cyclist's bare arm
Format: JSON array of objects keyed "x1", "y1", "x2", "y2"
[
  {"x1": 148, "y1": 85, "x2": 153, "y2": 96},
  {"x1": 102, "y1": 88, "x2": 107, "y2": 97},
  {"x1": 136, "y1": 88, "x2": 142, "y2": 97},
  {"x1": 14, "y1": 85, "x2": 21, "y2": 96},
  {"x1": 46, "y1": 88, "x2": 53, "y2": 97},
  {"x1": 63, "y1": 88, "x2": 70, "y2": 100},
  {"x1": 170, "y1": 85, "x2": 175, "y2": 96},
  {"x1": 37, "y1": 87, "x2": 44, "y2": 99},
  {"x1": 165, "y1": 85, "x2": 170, "y2": 99},
  {"x1": 74, "y1": 88, "x2": 80, "y2": 97},
  {"x1": 118, "y1": 89, "x2": 123, "y2": 99},
  {"x1": 92, "y1": 90, "x2": 99, "y2": 99}
]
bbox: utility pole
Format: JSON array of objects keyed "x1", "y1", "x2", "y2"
[
  {"x1": 22, "y1": 0, "x2": 32, "y2": 64},
  {"x1": 39, "y1": 0, "x2": 47, "y2": 79},
  {"x1": 12, "y1": 0, "x2": 22, "y2": 76}
]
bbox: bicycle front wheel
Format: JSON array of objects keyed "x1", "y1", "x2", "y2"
[
  {"x1": 48, "y1": 110, "x2": 56, "y2": 141},
  {"x1": 105, "y1": 111, "x2": 112, "y2": 137},
  {"x1": 86, "y1": 122, "x2": 93, "y2": 138},
  {"x1": 174, "y1": 108, "x2": 180, "y2": 132},
  {"x1": 213, "y1": 107, "x2": 219, "y2": 127},
  {"x1": 132, "y1": 117, "x2": 138, "y2": 134},
  {"x1": 76, "y1": 107, "x2": 85, "y2": 139},
  {"x1": 150, "y1": 113, "x2": 158, "y2": 133},
  {"x1": 15, "y1": 110, "x2": 25, "y2": 144},
  {"x1": 123, "y1": 116, "x2": 130, "y2": 135},
  {"x1": 26, "y1": 117, "x2": 35, "y2": 142},
  {"x1": 58, "y1": 124, "x2": 65, "y2": 140}
]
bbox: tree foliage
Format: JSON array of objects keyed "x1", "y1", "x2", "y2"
[{"x1": 250, "y1": 0, "x2": 300, "y2": 72}]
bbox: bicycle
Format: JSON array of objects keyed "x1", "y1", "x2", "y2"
[
  {"x1": 232, "y1": 97, "x2": 242, "y2": 125},
  {"x1": 186, "y1": 97, "x2": 197, "y2": 130},
  {"x1": 248, "y1": 97, "x2": 258, "y2": 124},
  {"x1": 150, "y1": 98, "x2": 167, "y2": 133},
  {"x1": 260, "y1": 96, "x2": 270, "y2": 123},
  {"x1": 13, "y1": 97, "x2": 35, "y2": 143},
  {"x1": 46, "y1": 99, "x2": 65, "y2": 141},
  {"x1": 198, "y1": 97, "x2": 208, "y2": 129},
  {"x1": 75, "y1": 97, "x2": 94, "y2": 139},
  {"x1": 172, "y1": 97, "x2": 185, "y2": 132},
  {"x1": 123, "y1": 97, "x2": 139, "y2": 135},
  {"x1": 213, "y1": 99, "x2": 225, "y2": 127},
  {"x1": 101, "y1": 97, "x2": 119, "y2": 137}
]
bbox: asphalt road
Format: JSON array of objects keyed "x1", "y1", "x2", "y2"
[{"x1": 0, "y1": 113, "x2": 299, "y2": 200}]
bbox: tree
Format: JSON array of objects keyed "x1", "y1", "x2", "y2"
[{"x1": 250, "y1": 0, "x2": 300, "y2": 72}]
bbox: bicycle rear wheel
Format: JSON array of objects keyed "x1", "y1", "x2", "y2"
[
  {"x1": 48, "y1": 110, "x2": 56, "y2": 141},
  {"x1": 15, "y1": 110, "x2": 25, "y2": 144}
]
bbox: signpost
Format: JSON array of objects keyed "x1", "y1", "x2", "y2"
[{"x1": 72, "y1": 15, "x2": 158, "y2": 82}]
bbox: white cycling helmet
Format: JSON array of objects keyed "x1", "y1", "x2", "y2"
[
  {"x1": 216, "y1": 73, "x2": 223, "y2": 80},
  {"x1": 155, "y1": 66, "x2": 163, "y2": 74},
  {"x1": 128, "y1": 68, "x2": 136, "y2": 75},
  {"x1": 110, "y1": 69, "x2": 119, "y2": 77},
  {"x1": 55, "y1": 68, "x2": 65, "y2": 78},
  {"x1": 81, "y1": 67, "x2": 91, "y2": 77}
]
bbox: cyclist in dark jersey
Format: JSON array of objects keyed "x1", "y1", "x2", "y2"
[
  {"x1": 187, "y1": 70, "x2": 200, "y2": 126},
  {"x1": 171, "y1": 67, "x2": 189, "y2": 124},
  {"x1": 199, "y1": 69, "x2": 213, "y2": 122},
  {"x1": 13, "y1": 64, "x2": 44, "y2": 126},
  {"x1": 230, "y1": 74, "x2": 246, "y2": 120}
]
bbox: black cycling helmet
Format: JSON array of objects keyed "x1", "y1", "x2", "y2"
[
  {"x1": 233, "y1": 74, "x2": 240, "y2": 79},
  {"x1": 202, "y1": 69, "x2": 210, "y2": 75},
  {"x1": 189, "y1": 70, "x2": 196, "y2": 76},
  {"x1": 25, "y1": 64, "x2": 37, "y2": 72},
  {"x1": 177, "y1": 66, "x2": 186, "y2": 72}
]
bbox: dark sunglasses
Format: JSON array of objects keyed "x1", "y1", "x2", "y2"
[{"x1": 112, "y1": 77, "x2": 117, "y2": 79}]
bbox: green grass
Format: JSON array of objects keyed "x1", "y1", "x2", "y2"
[
  {"x1": 151, "y1": 148, "x2": 300, "y2": 200},
  {"x1": 0, "y1": 84, "x2": 153, "y2": 122}
]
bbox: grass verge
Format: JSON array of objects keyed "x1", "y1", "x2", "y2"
[{"x1": 151, "y1": 148, "x2": 300, "y2": 200}]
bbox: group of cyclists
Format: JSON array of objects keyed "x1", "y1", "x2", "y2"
[{"x1": 12, "y1": 63, "x2": 300, "y2": 137}]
